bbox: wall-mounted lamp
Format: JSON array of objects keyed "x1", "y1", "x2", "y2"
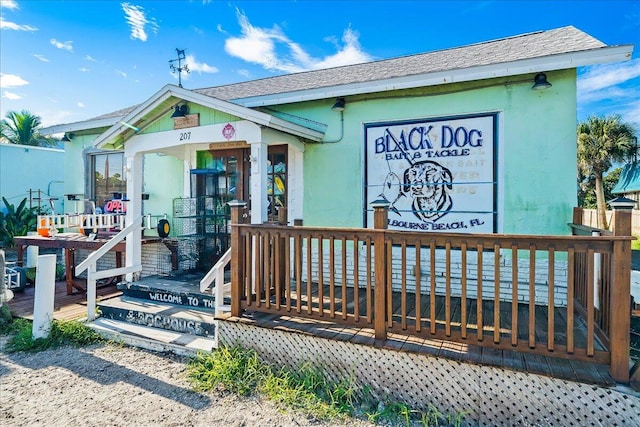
[
  {"x1": 331, "y1": 98, "x2": 346, "y2": 112},
  {"x1": 171, "y1": 104, "x2": 189, "y2": 118},
  {"x1": 532, "y1": 73, "x2": 552, "y2": 90},
  {"x1": 61, "y1": 132, "x2": 74, "y2": 141}
]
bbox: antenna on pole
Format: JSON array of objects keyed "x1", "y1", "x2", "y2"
[{"x1": 169, "y1": 48, "x2": 190, "y2": 88}]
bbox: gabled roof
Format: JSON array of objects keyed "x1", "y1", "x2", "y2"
[
  {"x1": 92, "y1": 85, "x2": 326, "y2": 148},
  {"x1": 612, "y1": 162, "x2": 640, "y2": 194},
  {"x1": 41, "y1": 26, "x2": 633, "y2": 134}
]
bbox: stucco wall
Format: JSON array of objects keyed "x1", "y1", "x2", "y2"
[
  {"x1": 0, "y1": 143, "x2": 65, "y2": 213},
  {"x1": 293, "y1": 69, "x2": 577, "y2": 235}
]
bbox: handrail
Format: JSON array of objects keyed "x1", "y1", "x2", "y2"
[
  {"x1": 76, "y1": 216, "x2": 143, "y2": 321},
  {"x1": 200, "y1": 248, "x2": 232, "y2": 317}
]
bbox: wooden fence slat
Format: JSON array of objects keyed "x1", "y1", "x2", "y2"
[
  {"x1": 401, "y1": 241, "x2": 407, "y2": 330},
  {"x1": 329, "y1": 237, "x2": 335, "y2": 318},
  {"x1": 430, "y1": 241, "x2": 436, "y2": 335},
  {"x1": 342, "y1": 237, "x2": 347, "y2": 320},
  {"x1": 547, "y1": 247, "x2": 555, "y2": 351},
  {"x1": 511, "y1": 245, "x2": 518, "y2": 346},
  {"x1": 318, "y1": 238, "x2": 324, "y2": 317},
  {"x1": 295, "y1": 235, "x2": 302, "y2": 313},
  {"x1": 461, "y1": 242, "x2": 468, "y2": 339},
  {"x1": 306, "y1": 236, "x2": 312, "y2": 315},
  {"x1": 567, "y1": 247, "x2": 575, "y2": 353},
  {"x1": 528, "y1": 245, "x2": 536, "y2": 348},
  {"x1": 586, "y1": 248, "x2": 595, "y2": 357},
  {"x1": 494, "y1": 243, "x2": 500, "y2": 344},
  {"x1": 477, "y1": 243, "x2": 484, "y2": 342},
  {"x1": 285, "y1": 235, "x2": 291, "y2": 311},
  {"x1": 366, "y1": 239, "x2": 372, "y2": 324},
  {"x1": 353, "y1": 237, "x2": 359, "y2": 321},
  {"x1": 414, "y1": 243, "x2": 421, "y2": 331},
  {"x1": 445, "y1": 241, "x2": 452, "y2": 337}
]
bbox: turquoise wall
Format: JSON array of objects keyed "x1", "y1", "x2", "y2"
[
  {"x1": 281, "y1": 70, "x2": 577, "y2": 235},
  {"x1": 0, "y1": 144, "x2": 65, "y2": 213}
]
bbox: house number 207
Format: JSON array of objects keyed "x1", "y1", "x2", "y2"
[{"x1": 179, "y1": 132, "x2": 191, "y2": 141}]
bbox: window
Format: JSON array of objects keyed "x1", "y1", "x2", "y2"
[
  {"x1": 267, "y1": 146, "x2": 287, "y2": 222},
  {"x1": 91, "y1": 151, "x2": 126, "y2": 210}
]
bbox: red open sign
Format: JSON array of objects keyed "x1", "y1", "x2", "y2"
[{"x1": 104, "y1": 200, "x2": 127, "y2": 213}]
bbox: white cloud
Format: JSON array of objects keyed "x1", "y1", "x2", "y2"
[
  {"x1": 0, "y1": 1, "x2": 19, "y2": 10},
  {"x1": 84, "y1": 55, "x2": 97, "y2": 62},
  {"x1": 33, "y1": 54, "x2": 49, "y2": 62},
  {"x1": 0, "y1": 73, "x2": 28, "y2": 88},
  {"x1": 116, "y1": 70, "x2": 127, "y2": 78},
  {"x1": 50, "y1": 38, "x2": 73, "y2": 51},
  {"x1": 224, "y1": 9, "x2": 372, "y2": 74},
  {"x1": 77, "y1": 102, "x2": 85, "y2": 108},
  {"x1": 237, "y1": 69, "x2": 250, "y2": 78},
  {"x1": 2, "y1": 90, "x2": 22, "y2": 100},
  {"x1": 79, "y1": 67, "x2": 89, "y2": 72},
  {"x1": 578, "y1": 59, "x2": 640, "y2": 102},
  {"x1": 0, "y1": 17, "x2": 37, "y2": 31},
  {"x1": 121, "y1": 2, "x2": 158, "y2": 42},
  {"x1": 185, "y1": 54, "x2": 218, "y2": 74}
]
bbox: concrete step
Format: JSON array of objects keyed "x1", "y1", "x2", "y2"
[
  {"x1": 87, "y1": 317, "x2": 216, "y2": 356},
  {"x1": 118, "y1": 280, "x2": 223, "y2": 309},
  {"x1": 98, "y1": 295, "x2": 216, "y2": 337}
]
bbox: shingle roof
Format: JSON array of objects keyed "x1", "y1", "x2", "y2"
[
  {"x1": 194, "y1": 26, "x2": 605, "y2": 101},
  {"x1": 75, "y1": 26, "x2": 613, "y2": 125}
]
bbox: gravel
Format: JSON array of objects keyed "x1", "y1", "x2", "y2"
[{"x1": 0, "y1": 337, "x2": 376, "y2": 427}]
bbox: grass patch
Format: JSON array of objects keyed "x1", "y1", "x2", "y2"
[
  {"x1": 632, "y1": 237, "x2": 640, "y2": 251},
  {"x1": 188, "y1": 345, "x2": 467, "y2": 425},
  {"x1": 1, "y1": 314, "x2": 104, "y2": 353}
]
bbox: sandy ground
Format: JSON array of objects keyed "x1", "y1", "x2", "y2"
[{"x1": 0, "y1": 337, "x2": 375, "y2": 427}]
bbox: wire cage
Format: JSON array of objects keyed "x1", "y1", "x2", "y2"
[{"x1": 171, "y1": 196, "x2": 229, "y2": 272}]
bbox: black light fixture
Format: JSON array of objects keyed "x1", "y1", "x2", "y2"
[
  {"x1": 171, "y1": 104, "x2": 189, "y2": 118},
  {"x1": 532, "y1": 73, "x2": 552, "y2": 90},
  {"x1": 331, "y1": 97, "x2": 346, "y2": 112},
  {"x1": 61, "y1": 132, "x2": 74, "y2": 141}
]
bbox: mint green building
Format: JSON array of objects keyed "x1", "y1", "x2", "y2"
[{"x1": 41, "y1": 26, "x2": 633, "y2": 272}]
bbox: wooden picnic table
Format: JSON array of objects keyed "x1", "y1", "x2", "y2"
[{"x1": 13, "y1": 233, "x2": 161, "y2": 295}]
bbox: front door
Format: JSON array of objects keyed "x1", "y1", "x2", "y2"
[{"x1": 191, "y1": 148, "x2": 250, "y2": 270}]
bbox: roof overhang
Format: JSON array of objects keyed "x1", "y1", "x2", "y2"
[
  {"x1": 93, "y1": 84, "x2": 325, "y2": 149},
  {"x1": 40, "y1": 117, "x2": 118, "y2": 136},
  {"x1": 233, "y1": 45, "x2": 634, "y2": 108}
]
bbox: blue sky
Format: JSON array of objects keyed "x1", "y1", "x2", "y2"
[{"x1": 1, "y1": 0, "x2": 639, "y2": 130}]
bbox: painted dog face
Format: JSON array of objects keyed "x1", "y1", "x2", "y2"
[{"x1": 403, "y1": 161, "x2": 453, "y2": 221}]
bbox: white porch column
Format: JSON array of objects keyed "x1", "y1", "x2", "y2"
[
  {"x1": 125, "y1": 152, "x2": 143, "y2": 281},
  {"x1": 250, "y1": 142, "x2": 268, "y2": 224},
  {"x1": 287, "y1": 145, "x2": 304, "y2": 223}
]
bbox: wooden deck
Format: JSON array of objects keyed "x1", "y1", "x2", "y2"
[
  {"x1": 223, "y1": 306, "x2": 616, "y2": 387},
  {"x1": 6, "y1": 281, "x2": 120, "y2": 321}
]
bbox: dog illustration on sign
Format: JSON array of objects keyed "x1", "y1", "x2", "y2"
[{"x1": 379, "y1": 159, "x2": 453, "y2": 222}]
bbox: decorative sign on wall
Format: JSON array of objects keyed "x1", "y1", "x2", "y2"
[{"x1": 365, "y1": 113, "x2": 496, "y2": 233}]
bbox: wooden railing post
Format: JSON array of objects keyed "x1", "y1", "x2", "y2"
[
  {"x1": 371, "y1": 199, "x2": 389, "y2": 341},
  {"x1": 277, "y1": 206, "x2": 288, "y2": 295},
  {"x1": 572, "y1": 207, "x2": 584, "y2": 230},
  {"x1": 609, "y1": 199, "x2": 633, "y2": 383},
  {"x1": 229, "y1": 200, "x2": 247, "y2": 317}
]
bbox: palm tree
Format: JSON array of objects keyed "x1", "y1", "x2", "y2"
[
  {"x1": 577, "y1": 114, "x2": 637, "y2": 229},
  {"x1": 0, "y1": 110, "x2": 56, "y2": 147}
]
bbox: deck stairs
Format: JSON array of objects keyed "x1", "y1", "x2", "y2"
[{"x1": 88, "y1": 273, "x2": 229, "y2": 356}]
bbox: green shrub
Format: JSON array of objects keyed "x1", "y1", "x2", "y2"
[
  {"x1": 4, "y1": 318, "x2": 104, "y2": 352},
  {"x1": 0, "y1": 197, "x2": 39, "y2": 248}
]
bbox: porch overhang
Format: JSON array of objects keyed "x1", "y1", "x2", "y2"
[{"x1": 93, "y1": 84, "x2": 325, "y2": 150}]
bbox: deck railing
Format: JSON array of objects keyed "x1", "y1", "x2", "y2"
[{"x1": 228, "y1": 203, "x2": 633, "y2": 382}]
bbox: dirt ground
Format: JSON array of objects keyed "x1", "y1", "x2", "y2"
[{"x1": 0, "y1": 337, "x2": 375, "y2": 427}]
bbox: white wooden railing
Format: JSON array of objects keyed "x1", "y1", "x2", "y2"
[
  {"x1": 75, "y1": 216, "x2": 143, "y2": 321},
  {"x1": 200, "y1": 248, "x2": 232, "y2": 317}
]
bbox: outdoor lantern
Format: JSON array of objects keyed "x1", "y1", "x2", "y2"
[
  {"x1": 331, "y1": 98, "x2": 345, "y2": 112},
  {"x1": 170, "y1": 104, "x2": 189, "y2": 118},
  {"x1": 607, "y1": 196, "x2": 636, "y2": 210},
  {"x1": 532, "y1": 73, "x2": 552, "y2": 90}
]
